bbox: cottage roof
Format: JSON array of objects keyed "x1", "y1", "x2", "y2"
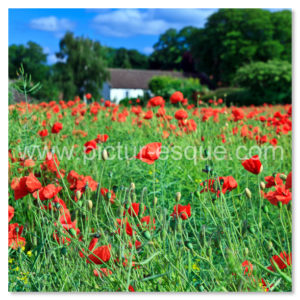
[{"x1": 107, "y1": 68, "x2": 186, "y2": 89}]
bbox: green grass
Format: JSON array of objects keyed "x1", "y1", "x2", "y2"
[{"x1": 8, "y1": 99, "x2": 292, "y2": 292}]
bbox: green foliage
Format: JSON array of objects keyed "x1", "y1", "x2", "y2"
[
  {"x1": 9, "y1": 42, "x2": 49, "y2": 81},
  {"x1": 149, "y1": 27, "x2": 197, "y2": 71},
  {"x1": 55, "y1": 32, "x2": 109, "y2": 99},
  {"x1": 149, "y1": 75, "x2": 204, "y2": 101},
  {"x1": 234, "y1": 60, "x2": 292, "y2": 105},
  {"x1": 190, "y1": 9, "x2": 292, "y2": 85},
  {"x1": 102, "y1": 47, "x2": 149, "y2": 69}
]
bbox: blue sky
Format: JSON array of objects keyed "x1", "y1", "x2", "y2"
[{"x1": 8, "y1": 8, "x2": 219, "y2": 64}]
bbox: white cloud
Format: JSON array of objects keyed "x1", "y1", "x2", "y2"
[
  {"x1": 30, "y1": 16, "x2": 75, "y2": 32},
  {"x1": 92, "y1": 9, "x2": 217, "y2": 37}
]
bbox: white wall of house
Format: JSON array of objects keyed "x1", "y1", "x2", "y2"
[{"x1": 110, "y1": 88, "x2": 145, "y2": 103}]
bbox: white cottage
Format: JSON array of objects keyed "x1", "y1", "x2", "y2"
[{"x1": 102, "y1": 68, "x2": 186, "y2": 103}]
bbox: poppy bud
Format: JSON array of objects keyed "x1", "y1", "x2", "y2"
[
  {"x1": 87, "y1": 200, "x2": 93, "y2": 209},
  {"x1": 76, "y1": 190, "x2": 82, "y2": 200},
  {"x1": 102, "y1": 149, "x2": 108, "y2": 161},
  {"x1": 175, "y1": 192, "x2": 181, "y2": 202},
  {"x1": 108, "y1": 171, "x2": 113, "y2": 178},
  {"x1": 195, "y1": 191, "x2": 201, "y2": 199},
  {"x1": 245, "y1": 188, "x2": 252, "y2": 199},
  {"x1": 130, "y1": 182, "x2": 135, "y2": 191},
  {"x1": 279, "y1": 174, "x2": 287, "y2": 181},
  {"x1": 267, "y1": 241, "x2": 273, "y2": 251},
  {"x1": 61, "y1": 247, "x2": 67, "y2": 255},
  {"x1": 244, "y1": 247, "x2": 249, "y2": 256},
  {"x1": 248, "y1": 226, "x2": 256, "y2": 234},
  {"x1": 69, "y1": 228, "x2": 77, "y2": 237},
  {"x1": 78, "y1": 200, "x2": 83, "y2": 207},
  {"x1": 185, "y1": 240, "x2": 193, "y2": 250},
  {"x1": 260, "y1": 182, "x2": 266, "y2": 190},
  {"x1": 153, "y1": 196, "x2": 158, "y2": 206},
  {"x1": 143, "y1": 231, "x2": 151, "y2": 240},
  {"x1": 278, "y1": 201, "x2": 283, "y2": 209},
  {"x1": 262, "y1": 205, "x2": 269, "y2": 214}
]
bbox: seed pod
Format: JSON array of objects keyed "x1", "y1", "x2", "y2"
[
  {"x1": 107, "y1": 192, "x2": 112, "y2": 200},
  {"x1": 260, "y1": 182, "x2": 266, "y2": 190},
  {"x1": 76, "y1": 190, "x2": 82, "y2": 200},
  {"x1": 87, "y1": 200, "x2": 93, "y2": 210},
  {"x1": 195, "y1": 191, "x2": 201, "y2": 199},
  {"x1": 278, "y1": 201, "x2": 283, "y2": 209},
  {"x1": 245, "y1": 188, "x2": 252, "y2": 199},
  {"x1": 263, "y1": 205, "x2": 269, "y2": 214},
  {"x1": 279, "y1": 174, "x2": 287, "y2": 181},
  {"x1": 102, "y1": 149, "x2": 108, "y2": 161},
  {"x1": 143, "y1": 231, "x2": 151, "y2": 240},
  {"x1": 175, "y1": 192, "x2": 181, "y2": 202}
]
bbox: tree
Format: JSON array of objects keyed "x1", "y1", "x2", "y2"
[
  {"x1": 149, "y1": 27, "x2": 197, "y2": 70},
  {"x1": 55, "y1": 32, "x2": 109, "y2": 99},
  {"x1": 9, "y1": 41, "x2": 49, "y2": 81},
  {"x1": 190, "y1": 9, "x2": 292, "y2": 85}
]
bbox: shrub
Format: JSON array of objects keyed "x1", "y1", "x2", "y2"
[
  {"x1": 233, "y1": 60, "x2": 291, "y2": 105},
  {"x1": 149, "y1": 76, "x2": 207, "y2": 102}
]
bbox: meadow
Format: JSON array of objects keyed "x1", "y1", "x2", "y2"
[{"x1": 8, "y1": 91, "x2": 292, "y2": 292}]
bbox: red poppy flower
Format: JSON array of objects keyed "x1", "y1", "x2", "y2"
[
  {"x1": 175, "y1": 109, "x2": 188, "y2": 120},
  {"x1": 8, "y1": 223, "x2": 26, "y2": 249},
  {"x1": 8, "y1": 205, "x2": 14, "y2": 223},
  {"x1": 170, "y1": 91, "x2": 184, "y2": 104},
  {"x1": 264, "y1": 173, "x2": 283, "y2": 188},
  {"x1": 171, "y1": 204, "x2": 191, "y2": 220},
  {"x1": 139, "y1": 216, "x2": 156, "y2": 230},
  {"x1": 100, "y1": 188, "x2": 116, "y2": 204},
  {"x1": 129, "y1": 240, "x2": 142, "y2": 249},
  {"x1": 242, "y1": 155, "x2": 263, "y2": 174},
  {"x1": 85, "y1": 93, "x2": 92, "y2": 100},
  {"x1": 148, "y1": 96, "x2": 165, "y2": 107},
  {"x1": 93, "y1": 268, "x2": 112, "y2": 278},
  {"x1": 135, "y1": 142, "x2": 162, "y2": 164},
  {"x1": 87, "y1": 245, "x2": 111, "y2": 265},
  {"x1": 84, "y1": 140, "x2": 97, "y2": 154},
  {"x1": 116, "y1": 218, "x2": 133, "y2": 236},
  {"x1": 232, "y1": 108, "x2": 244, "y2": 121},
  {"x1": 144, "y1": 110, "x2": 153, "y2": 120},
  {"x1": 267, "y1": 251, "x2": 291, "y2": 272},
  {"x1": 11, "y1": 173, "x2": 42, "y2": 200},
  {"x1": 95, "y1": 134, "x2": 109, "y2": 143},
  {"x1": 263, "y1": 184, "x2": 292, "y2": 206},
  {"x1": 242, "y1": 260, "x2": 253, "y2": 276},
  {"x1": 38, "y1": 129, "x2": 48, "y2": 137},
  {"x1": 51, "y1": 122, "x2": 63, "y2": 134},
  {"x1": 285, "y1": 171, "x2": 292, "y2": 189},
  {"x1": 33, "y1": 184, "x2": 62, "y2": 201},
  {"x1": 124, "y1": 203, "x2": 145, "y2": 217}
]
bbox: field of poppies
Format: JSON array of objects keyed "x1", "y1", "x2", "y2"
[{"x1": 8, "y1": 91, "x2": 292, "y2": 292}]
